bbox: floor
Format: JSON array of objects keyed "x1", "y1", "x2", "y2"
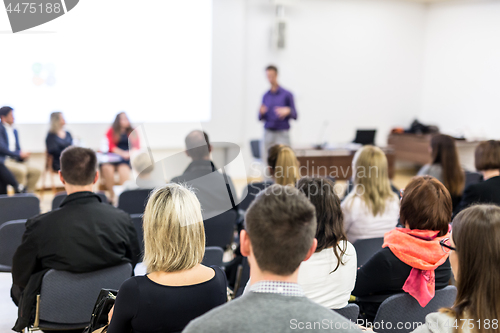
[{"x1": 0, "y1": 172, "x2": 415, "y2": 332}]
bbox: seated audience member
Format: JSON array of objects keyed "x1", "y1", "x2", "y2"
[
  {"x1": 0, "y1": 162, "x2": 23, "y2": 194},
  {"x1": 297, "y1": 177, "x2": 357, "y2": 309},
  {"x1": 411, "y1": 205, "x2": 500, "y2": 333},
  {"x1": 418, "y1": 134, "x2": 465, "y2": 212},
  {"x1": 45, "y1": 111, "x2": 73, "y2": 171},
  {"x1": 101, "y1": 112, "x2": 139, "y2": 199},
  {"x1": 341, "y1": 145, "x2": 400, "y2": 243},
  {"x1": 108, "y1": 183, "x2": 227, "y2": 333},
  {"x1": 267, "y1": 144, "x2": 299, "y2": 186},
  {"x1": 352, "y1": 176, "x2": 452, "y2": 323},
  {"x1": 11, "y1": 146, "x2": 140, "y2": 332},
  {"x1": 113, "y1": 152, "x2": 160, "y2": 201},
  {"x1": 456, "y1": 140, "x2": 500, "y2": 212},
  {"x1": 183, "y1": 185, "x2": 362, "y2": 333},
  {"x1": 171, "y1": 130, "x2": 237, "y2": 220},
  {"x1": 0, "y1": 106, "x2": 41, "y2": 192}
]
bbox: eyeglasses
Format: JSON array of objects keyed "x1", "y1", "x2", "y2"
[{"x1": 440, "y1": 238, "x2": 456, "y2": 254}]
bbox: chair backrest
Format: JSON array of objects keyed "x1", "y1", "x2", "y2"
[
  {"x1": 51, "y1": 191, "x2": 108, "y2": 210},
  {"x1": 250, "y1": 140, "x2": 261, "y2": 159},
  {"x1": 0, "y1": 194, "x2": 40, "y2": 227},
  {"x1": 117, "y1": 189, "x2": 152, "y2": 215},
  {"x1": 204, "y1": 209, "x2": 237, "y2": 249},
  {"x1": 202, "y1": 246, "x2": 224, "y2": 268},
  {"x1": 373, "y1": 286, "x2": 457, "y2": 333},
  {"x1": 0, "y1": 219, "x2": 26, "y2": 271},
  {"x1": 353, "y1": 237, "x2": 384, "y2": 268},
  {"x1": 39, "y1": 263, "x2": 133, "y2": 325},
  {"x1": 234, "y1": 257, "x2": 250, "y2": 298},
  {"x1": 333, "y1": 303, "x2": 360, "y2": 322},
  {"x1": 130, "y1": 214, "x2": 144, "y2": 262},
  {"x1": 238, "y1": 181, "x2": 272, "y2": 212}
]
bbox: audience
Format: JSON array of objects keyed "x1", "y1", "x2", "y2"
[
  {"x1": 297, "y1": 177, "x2": 357, "y2": 309},
  {"x1": 171, "y1": 130, "x2": 237, "y2": 220},
  {"x1": 418, "y1": 134, "x2": 465, "y2": 212},
  {"x1": 45, "y1": 111, "x2": 73, "y2": 171},
  {"x1": 352, "y1": 176, "x2": 452, "y2": 323},
  {"x1": 412, "y1": 204, "x2": 500, "y2": 333},
  {"x1": 108, "y1": 183, "x2": 227, "y2": 333},
  {"x1": 183, "y1": 184, "x2": 362, "y2": 333},
  {"x1": 267, "y1": 144, "x2": 299, "y2": 186},
  {"x1": 0, "y1": 106, "x2": 41, "y2": 192},
  {"x1": 101, "y1": 112, "x2": 139, "y2": 199},
  {"x1": 11, "y1": 146, "x2": 140, "y2": 332},
  {"x1": 456, "y1": 140, "x2": 500, "y2": 212},
  {"x1": 341, "y1": 145, "x2": 400, "y2": 243},
  {"x1": 113, "y1": 152, "x2": 160, "y2": 200}
]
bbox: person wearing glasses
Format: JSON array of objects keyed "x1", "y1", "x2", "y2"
[
  {"x1": 411, "y1": 204, "x2": 500, "y2": 333},
  {"x1": 352, "y1": 176, "x2": 452, "y2": 323}
]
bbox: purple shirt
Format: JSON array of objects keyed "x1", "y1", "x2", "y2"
[{"x1": 259, "y1": 86, "x2": 297, "y2": 130}]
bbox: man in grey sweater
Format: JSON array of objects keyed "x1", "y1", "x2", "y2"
[{"x1": 183, "y1": 184, "x2": 363, "y2": 333}]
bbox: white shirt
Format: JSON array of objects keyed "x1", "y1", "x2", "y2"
[
  {"x1": 341, "y1": 193, "x2": 400, "y2": 243},
  {"x1": 3, "y1": 123, "x2": 17, "y2": 152},
  {"x1": 297, "y1": 241, "x2": 357, "y2": 309}
]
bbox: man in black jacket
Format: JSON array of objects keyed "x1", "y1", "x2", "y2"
[{"x1": 11, "y1": 146, "x2": 140, "y2": 331}]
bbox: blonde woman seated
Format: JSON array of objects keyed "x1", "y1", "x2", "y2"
[
  {"x1": 267, "y1": 144, "x2": 299, "y2": 186},
  {"x1": 341, "y1": 146, "x2": 400, "y2": 243},
  {"x1": 107, "y1": 184, "x2": 227, "y2": 333}
]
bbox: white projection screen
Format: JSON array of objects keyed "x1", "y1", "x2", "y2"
[{"x1": 0, "y1": 0, "x2": 212, "y2": 124}]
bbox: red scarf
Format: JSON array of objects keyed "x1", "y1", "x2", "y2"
[{"x1": 383, "y1": 227, "x2": 450, "y2": 307}]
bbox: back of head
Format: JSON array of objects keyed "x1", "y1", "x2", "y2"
[
  {"x1": 475, "y1": 140, "x2": 500, "y2": 172},
  {"x1": 351, "y1": 145, "x2": 395, "y2": 216},
  {"x1": 431, "y1": 134, "x2": 465, "y2": 197},
  {"x1": 49, "y1": 112, "x2": 62, "y2": 134},
  {"x1": 132, "y1": 152, "x2": 154, "y2": 176},
  {"x1": 245, "y1": 184, "x2": 317, "y2": 276},
  {"x1": 267, "y1": 144, "x2": 299, "y2": 186},
  {"x1": 445, "y1": 205, "x2": 500, "y2": 329},
  {"x1": 143, "y1": 183, "x2": 204, "y2": 273},
  {"x1": 400, "y1": 176, "x2": 451, "y2": 236},
  {"x1": 185, "y1": 130, "x2": 210, "y2": 161},
  {"x1": 60, "y1": 146, "x2": 97, "y2": 186}
]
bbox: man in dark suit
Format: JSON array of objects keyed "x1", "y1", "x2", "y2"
[
  {"x1": 171, "y1": 130, "x2": 237, "y2": 220},
  {"x1": 11, "y1": 146, "x2": 140, "y2": 332},
  {"x1": 0, "y1": 106, "x2": 40, "y2": 192}
]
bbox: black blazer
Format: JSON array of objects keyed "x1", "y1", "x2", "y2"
[
  {"x1": 456, "y1": 176, "x2": 500, "y2": 214},
  {"x1": 11, "y1": 192, "x2": 140, "y2": 330}
]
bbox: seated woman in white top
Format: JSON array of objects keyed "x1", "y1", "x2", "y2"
[
  {"x1": 341, "y1": 146, "x2": 400, "y2": 243},
  {"x1": 411, "y1": 204, "x2": 500, "y2": 333},
  {"x1": 297, "y1": 177, "x2": 357, "y2": 309}
]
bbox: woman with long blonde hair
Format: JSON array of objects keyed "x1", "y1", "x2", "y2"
[
  {"x1": 341, "y1": 145, "x2": 399, "y2": 243},
  {"x1": 267, "y1": 144, "x2": 300, "y2": 186},
  {"x1": 45, "y1": 111, "x2": 73, "y2": 171},
  {"x1": 108, "y1": 184, "x2": 227, "y2": 333}
]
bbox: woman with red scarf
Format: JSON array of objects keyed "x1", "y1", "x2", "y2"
[{"x1": 352, "y1": 176, "x2": 452, "y2": 322}]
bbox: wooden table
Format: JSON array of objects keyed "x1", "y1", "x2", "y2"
[{"x1": 294, "y1": 147, "x2": 395, "y2": 180}]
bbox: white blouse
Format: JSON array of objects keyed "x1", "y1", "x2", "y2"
[
  {"x1": 297, "y1": 241, "x2": 357, "y2": 309},
  {"x1": 341, "y1": 193, "x2": 400, "y2": 244}
]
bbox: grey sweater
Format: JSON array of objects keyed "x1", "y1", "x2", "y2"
[{"x1": 183, "y1": 292, "x2": 363, "y2": 333}]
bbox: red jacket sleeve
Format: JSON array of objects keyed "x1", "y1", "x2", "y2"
[{"x1": 106, "y1": 128, "x2": 116, "y2": 152}]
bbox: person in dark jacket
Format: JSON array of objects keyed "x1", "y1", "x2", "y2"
[
  {"x1": 11, "y1": 146, "x2": 140, "y2": 332},
  {"x1": 456, "y1": 140, "x2": 500, "y2": 213},
  {"x1": 45, "y1": 112, "x2": 73, "y2": 171}
]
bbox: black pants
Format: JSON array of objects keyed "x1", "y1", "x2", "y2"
[{"x1": 0, "y1": 162, "x2": 19, "y2": 194}]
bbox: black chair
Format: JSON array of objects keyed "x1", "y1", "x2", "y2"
[
  {"x1": 0, "y1": 219, "x2": 26, "y2": 272},
  {"x1": 51, "y1": 191, "x2": 108, "y2": 210},
  {"x1": 234, "y1": 257, "x2": 250, "y2": 298},
  {"x1": 130, "y1": 213, "x2": 144, "y2": 262},
  {"x1": 373, "y1": 286, "x2": 457, "y2": 333},
  {"x1": 30, "y1": 263, "x2": 133, "y2": 331},
  {"x1": 334, "y1": 303, "x2": 360, "y2": 322},
  {"x1": 0, "y1": 194, "x2": 40, "y2": 227},
  {"x1": 117, "y1": 189, "x2": 152, "y2": 215},
  {"x1": 204, "y1": 209, "x2": 237, "y2": 250},
  {"x1": 238, "y1": 181, "x2": 272, "y2": 212},
  {"x1": 250, "y1": 140, "x2": 261, "y2": 160},
  {"x1": 202, "y1": 246, "x2": 224, "y2": 268},
  {"x1": 353, "y1": 237, "x2": 384, "y2": 268}
]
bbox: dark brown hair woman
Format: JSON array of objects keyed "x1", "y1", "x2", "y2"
[
  {"x1": 297, "y1": 177, "x2": 357, "y2": 309},
  {"x1": 418, "y1": 134, "x2": 465, "y2": 211},
  {"x1": 410, "y1": 204, "x2": 500, "y2": 333}
]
